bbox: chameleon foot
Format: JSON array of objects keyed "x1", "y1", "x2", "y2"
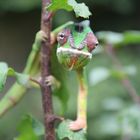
[
  {"x1": 69, "y1": 118, "x2": 86, "y2": 131},
  {"x1": 45, "y1": 75, "x2": 61, "y2": 89},
  {"x1": 45, "y1": 75, "x2": 56, "y2": 86}
]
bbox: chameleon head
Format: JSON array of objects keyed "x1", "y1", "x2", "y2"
[{"x1": 56, "y1": 20, "x2": 98, "y2": 70}]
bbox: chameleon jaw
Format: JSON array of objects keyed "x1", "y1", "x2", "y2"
[
  {"x1": 57, "y1": 47, "x2": 92, "y2": 58},
  {"x1": 57, "y1": 47, "x2": 92, "y2": 70}
]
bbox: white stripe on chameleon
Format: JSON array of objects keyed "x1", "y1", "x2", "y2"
[{"x1": 57, "y1": 47, "x2": 92, "y2": 59}]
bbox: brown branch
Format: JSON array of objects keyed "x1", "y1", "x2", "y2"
[
  {"x1": 105, "y1": 44, "x2": 140, "y2": 105},
  {"x1": 40, "y1": 0, "x2": 55, "y2": 140}
]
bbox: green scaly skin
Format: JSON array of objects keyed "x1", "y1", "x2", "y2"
[{"x1": 56, "y1": 20, "x2": 98, "y2": 131}]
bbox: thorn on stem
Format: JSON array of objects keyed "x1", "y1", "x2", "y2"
[{"x1": 46, "y1": 114, "x2": 64, "y2": 124}]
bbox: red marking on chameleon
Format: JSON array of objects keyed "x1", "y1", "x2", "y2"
[
  {"x1": 57, "y1": 29, "x2": 71, "y2": 46},
  {"x1": 86, "y1": 32, "x2": 98, "y2": 52},
  {"x1": 68, "y1": 57, "x2": 78, "y2": 69}
]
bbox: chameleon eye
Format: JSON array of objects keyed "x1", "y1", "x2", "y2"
[
  {"x1": 57, "y1": 29, "x2": 70, "y2": 46},
  {"x1": 95, "y1": 42, "x2": 99, "y2": 47},
  {"x1": 86, "y1": 32, "x2": 99, "y2": 52},
  {"x1": 59, "y1": 33, "x2": 65, "y2": 39}
]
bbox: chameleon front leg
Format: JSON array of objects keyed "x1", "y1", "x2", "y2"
[{"x1": 69, "y1": 68, "x2": 87, "y2": 131}]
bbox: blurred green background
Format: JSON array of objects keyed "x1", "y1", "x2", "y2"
[{"x1": 0, "y1": 0, "x2": 140, "y2": 140}]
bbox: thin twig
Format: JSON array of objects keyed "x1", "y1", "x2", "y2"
[
  {"x1": 105, "y1": 44, "x2": 140, "y2": 104},
  {"x1": 40, "y1": 0, "x2": 55, "y2": 140},
  {"x1": 30, "y1": 77, "x2": 41, "y2": 86}
]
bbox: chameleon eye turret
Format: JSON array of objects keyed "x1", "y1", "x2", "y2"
[
  {"x1": 57, "y1": 29, "x2": 70, "y2": 46},
  {"x1": 56, "y1": 20, "x2": 98, "y2": 70}
]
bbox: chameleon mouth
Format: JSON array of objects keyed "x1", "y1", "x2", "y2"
[
  {"x1": 57, "y1": 47, "x2": 92, "y2": 59},
  {"x1": 57, "y1": 47, "x2": 92, "y2": 70}
]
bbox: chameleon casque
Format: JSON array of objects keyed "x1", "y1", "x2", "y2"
[{"x1": 0, "y1": 20, "x2": 98, "y2": 131}]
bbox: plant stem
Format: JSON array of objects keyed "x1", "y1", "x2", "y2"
[{"x1": 40, "y1": 0, "x2": 55, "y2": 140}]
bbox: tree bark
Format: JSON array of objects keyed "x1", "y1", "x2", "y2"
[{"x1": 40, "y1": 0, "x2": 55, "y2": 140}]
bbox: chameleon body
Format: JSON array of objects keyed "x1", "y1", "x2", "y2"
[
  {"x1": 56, "y1": 20, "x2": 98, "y2": 130},
  {"x1": 0, "y1": 21, "x2": 98, "y2": 132}
]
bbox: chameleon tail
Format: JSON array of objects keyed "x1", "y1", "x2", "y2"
[
  {"x1": 0, "y1": 22, "x2": 75, "y2": 117},
  {"x1": 0, "y1": 33, "x2": 41, "y2": 117},
  {"x1": 0, "y1": 83, "x2": 26, "y2": 117}
]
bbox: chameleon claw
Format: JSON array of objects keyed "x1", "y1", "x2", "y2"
[
  {"x1": 36, "y1": 30, "x2": 47, "y2": 42},
  {"x1": 69, "y1": 118, "x2": 86, "y2": 131},
  {"x1": 45, "y1": 75, "x2": 55, "y2": 86},
  {"x1": 45, "y1": 75, "x2": 61, "y2": 89}
]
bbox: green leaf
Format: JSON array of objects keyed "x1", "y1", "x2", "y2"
[
  {"x1": 0, "y1": 62, "x2": 9, "y2": 91},
  {"x1": 15, "y1": 115, "x2": 44, "y2": 140},
  {"x1": 47, "y1": 0, "x2": 72, "y2": 11},
  {"x1": 47, "y1": 0, "x2": 91, "y2": 18},
  {"x1": 0, "y1": 62, "x2": 30, "y2": 92},
  {"x1": 57, "y1": 120, "x2": 86, "y2": 140},
  {"x1": 31, "y1": 116, "x2": 45, "y2": 136},
  {"x1": 68, "y1": 0, "x2": 92, "y2": 18}
]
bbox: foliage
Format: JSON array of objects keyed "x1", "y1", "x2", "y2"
[
  {"x1": 47, "y1": 0, "x2": 91, "y2": 18},
  {"x1": 0, "y1": 62, "x2": 29, "y2": 91},
  {"x1": 14, "y1": 115, "x2": 44, "y2": 140},
  {"x1": 0, "y1": 0, "x2": 140, "y2": 140},
  {"x1": 57, "y1": 120, "x2": 86, "y2": 140}
]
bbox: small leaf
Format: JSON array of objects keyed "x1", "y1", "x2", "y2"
[
  {"x1": 68, "y1": 0, "x2": 91, "y2": 18},
  {"x1": 57, "y1": 120, "x2": 86, "y2": 140},
  {"x1": 0, "y1": 62, "x2": 30, "y2": 92},
  {"x1": 0, "y1": 62, "x2": 9, "y2": 91},
  {"x1": 47, "y1": 0, "x2": 72, "y2": 12},
  {"x1": 47, "y1": 0, "x2": 91, "y2": 18},
  {"x1": 32, "y1": 116, "x2": 45, "y2": 136},
  {"x1": 15, "y1": 115, "x2": 44, "y2": 140}
]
